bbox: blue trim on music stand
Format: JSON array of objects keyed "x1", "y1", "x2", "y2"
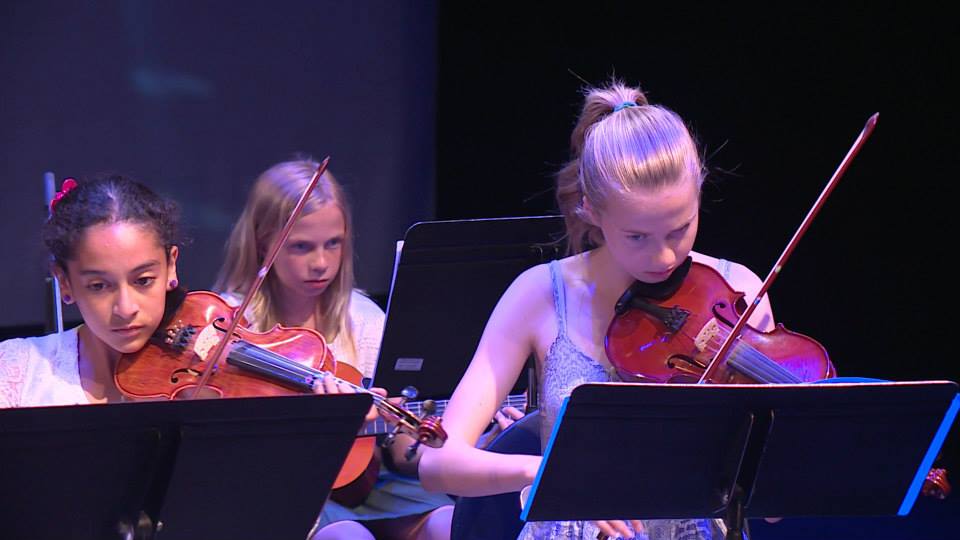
[
  {"x1": 520, "y1": 395, "x2": 570, "y2": 522},
  {"x1": 899, "y1": 392, "x2": 960, "y2": 515},
  {"x1": 813, "y1": 376, "x2": 886, "y2": 384},
  {"x1": 813, "y1": 377, "x2": 959, "y2": 515}
]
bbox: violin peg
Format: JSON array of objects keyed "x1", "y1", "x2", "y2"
[
  {"x1": 380, "y1": 424, "x2": 402, "y2": 449},
  {"x1": 401, "y1": 386, "x2": 419, "y2": 400},
  {"x1": 404, "y1": 440, "x2": 422, "y2": 461},
  {"x1": 421, "y1": 399, "x2": 437, "y2": 416},
  {"x1": 922, "y1": 468, "x2": 951, "y2": 499},
  {"x1": 416, "y1": 415, "x2": 447, "y2": 448}
]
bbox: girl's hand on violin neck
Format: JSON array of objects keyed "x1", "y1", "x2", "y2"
[
  {"x1": 494, "y1": 405, "x2": 525, "y2": 429},
  {"x1": 311, "y1": 375, "x2": 384, "y2": 423},
  {"x1": 476, "y1": 405, "x2": 525, "y2": 449},
  {"x1": 364, "y1": 387, "x2": 387, "y2": 422},
  {"x1": 594, "y1": 519, "x2": 644, "y2": 539}
]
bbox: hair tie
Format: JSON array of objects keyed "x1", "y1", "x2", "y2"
[
  {"x1": 50, "y1": 178, "x2": 78, "y2": 213},
  {"x1": 613, "y1": 101, "x2": 636, "y2": 112}
]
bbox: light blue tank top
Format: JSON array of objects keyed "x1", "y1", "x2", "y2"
[{"x1": 516, "y1": 261, "x2": 725, "y2": 540}]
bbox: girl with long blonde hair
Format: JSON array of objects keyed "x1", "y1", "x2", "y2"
[
  {"x1": 216, "y1": 159, "x2": 455, "y2": 540},
  {"x1": 214, "y1": 160, "x2": 366, "y2": 370}
]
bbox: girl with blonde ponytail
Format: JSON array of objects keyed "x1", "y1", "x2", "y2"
[
  {"x1": 215, "y1": 159, "x2": 454, "y2": 540},
  {"x1": 420, "y1": 81, "x2": 776, "y2": 539}
]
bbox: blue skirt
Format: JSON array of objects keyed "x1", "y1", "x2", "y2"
[{"x1": 316, "y1": 468, "x2": 454, "y2": 527}]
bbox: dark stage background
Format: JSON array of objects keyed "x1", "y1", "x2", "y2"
[
  {"x1": 2, "y1": 3, "x2": 958, "y2": 538},
  {"x1": 1, "y1": 1, "x2": 437, "y2": 330}
]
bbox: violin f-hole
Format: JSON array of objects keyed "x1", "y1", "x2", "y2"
[
  {"x1": 170, "y1": 367, "x2": 203, "y2": 384},
  {"x1": 712, "y1": 300, "x2": 738, "y2": 328},
  {"x1": 666, "y1": 354, "x2": 707, "y2": 380},
  {"x1": 211, "y1": 317, "x2": 236, "y2": 336}
]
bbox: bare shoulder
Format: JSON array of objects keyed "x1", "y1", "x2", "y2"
[
  {"x1": 690, "y1": 251, "x2": 763, "y2": 298},
  {"x1": 502, "y1": 261, "x2": 554, "y2": 306},
  {"x1": 494, "y1": 264, "x2": 552, "y2": 326},
  {"x1": 482, "y1": 260, "x2": 559, "y2": 348},
  {"x1": 692, "y1": 251, "x2": 775, "y2": 330}
]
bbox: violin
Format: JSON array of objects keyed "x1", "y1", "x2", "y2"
[
  {"x1": 604, "y1": 260, "x2": 951, "y2": 499},
  {"x1": 116, "y1": 290, "x2": 348, "y2": 399},
  {"x1": 604, "y1": 113, "x2": 950, "y2": 500},
  {"x1": 605, "y1": 111, "x2": 880, "y2": 384},
  {"x1": 605, "y1": 257, "x2": 835, "y2": 385},
  {"x1": 113, "y1": 158, "x2": 447, "y2": 499},
  {"x1": 114, "y1": 289, "x2": 437, "y2": 495}
]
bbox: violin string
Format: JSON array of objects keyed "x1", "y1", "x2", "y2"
[
  {"x1": 361, "y1": 393, "x2": 527, "y2": 435},
  {"x1": 229, "y1": 345, "x2": 422, "y2": 427},
  {"x1": 231, "y1": 340, "x2": 383, "y2": 397},
  {"x1": 224, "y1": 334, "x2": 468, "y2": 425},
  {"x1": 708, "y1": 326, "x2": 796, "y2": 382},
  {"x1": 717, "y1": 338, "x2": 800, "y2": 383},
  {"x1": 725, "y1": 343, "x2": 790, "y2": 382},
  {"x1": 232, "y1": 342, "x2": 325, "y2": 382},
  {"x1": 228, "y1": 341, "x2": 444, "y2": 445},
  {"x1": 715, "y1": 337, "x2": 799, "y2": 383},
  {"x1": 361, "y1": 394, "x2": 526, "y2": 436},
  {"x1": 707, "y1": 327, "x2": 801, "y2": 383}
]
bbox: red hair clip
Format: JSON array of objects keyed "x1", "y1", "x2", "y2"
[{"x1": 49, "y1": 177, "x2": 78, "y2": 213}]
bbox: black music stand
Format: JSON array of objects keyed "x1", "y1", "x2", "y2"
[
  {"x1": 374, "y1": 216, "x2": 564, "y2": 399},
  {"x1": 521, "y1": 381, "x2": 960, "y2": 539},
  {"x1": 0, "y1": 394, "x2": 371, "y2": 540}
]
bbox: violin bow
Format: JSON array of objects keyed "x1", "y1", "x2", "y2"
[
  {"x1": 698, "y1": 114, "x2": 879, "y2": 384},
  {"x1": 191, "y1": 157, "x2": 332, "y2": 397}
]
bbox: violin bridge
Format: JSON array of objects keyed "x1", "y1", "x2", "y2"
[
  {"x1": 694, "y1": 319, "x2": 721, "y2": 353},
  {"x1": 192, "y1": 323, "x2": 221, "y2": 363}
]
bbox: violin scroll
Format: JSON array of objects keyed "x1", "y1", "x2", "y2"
[
  {"x1": 922, "y1": 468, "x2": 951, "y2": 499},
  {"x1": 375, "y1": 394, "x2": 448, "y2": 451}
]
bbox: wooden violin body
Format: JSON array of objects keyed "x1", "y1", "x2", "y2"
[
  {"x1": 605, "y1": 261, "x2": 951, "y2": 500},
  {"x1": 114, "y1": 291, "x2": 429, "y2": 497},
  {"x1": 605, "y1": 262, "x2": 835, "y2": 385},
  {"x1": 923, "y1": 468, "x2": 951, "y2": 499},
  {"x1": 116, "y1": 291, "x2": 338, "y2": 399}
]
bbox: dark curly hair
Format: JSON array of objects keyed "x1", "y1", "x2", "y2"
[{"x1": 41, "y1": 173, "x2": 181, "y2": 269}]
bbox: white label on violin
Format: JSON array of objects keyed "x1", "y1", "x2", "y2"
[
  {"x1": 394, "y1": 357, "x2": 424, "y2": 371},
  {"x1": 193, "y1": 324, "x2": 220, "y2": 363},
  {"x1": 694, "y1": 318, "x2": 721, "y2": 353}
]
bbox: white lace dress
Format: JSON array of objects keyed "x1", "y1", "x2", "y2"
[{"x1": 0, "y1": 328, "x2": 89, "y2": 408}]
